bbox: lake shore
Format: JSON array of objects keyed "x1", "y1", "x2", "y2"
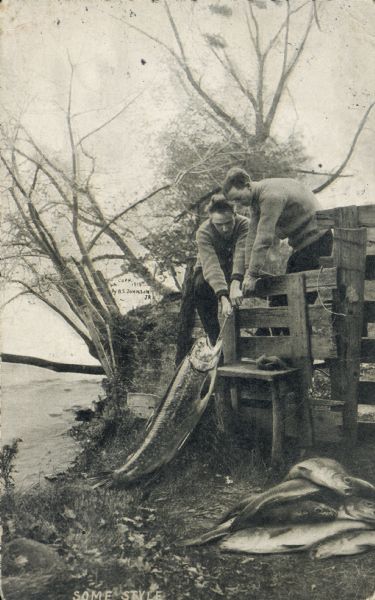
[{"x1": 2, "y1": 363, "x2": 103, "y2": 488}]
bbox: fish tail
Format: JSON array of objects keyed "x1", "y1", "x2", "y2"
[
  {"x1": 88, "y1": 470, "x2": 114, "y2": 490},
  {"x1": 177, "y1": 520, "x2": 233, "y2": 546}
]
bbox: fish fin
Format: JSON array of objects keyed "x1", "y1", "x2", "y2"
[
  {"x1": 177, "y1": 431, "x2": 191, "y2": 451},
  {"x1": 87, "y1": 470, "x2": 113, "y2": 490},
  {"x1": 197, "y1": 370, "x2": 217, "y2": 409},
  {"x1": 269, "y1": 527, "x2": 293, "y2": 538},
  {"x1": 145, "y1": 415, "x2": 154, "y2": 431},
  {"x1": 297, "y1": 466, "x2": 314, "y2": 477},
  {"x1": 177, "y1": 520, "x2": 232, "y2": 546},
  {"x1": 355, "y1": 544, "x2": 373, "y2": 553}
]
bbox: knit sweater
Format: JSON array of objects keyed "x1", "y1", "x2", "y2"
[
  {"x1": 245, "y1": 178, "x2": 327, "y2": 277},
  {"x1": 195, "y1": 214, "x2": 249, "y2": 297}
]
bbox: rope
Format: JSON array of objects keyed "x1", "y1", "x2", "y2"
[{"x1": 316, "y1": 266, "x2": 346, "y2": 318}]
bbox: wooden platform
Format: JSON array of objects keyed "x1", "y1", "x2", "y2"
[{"x1": 218, "y1": 362, "x2": 298, "y2": 382}]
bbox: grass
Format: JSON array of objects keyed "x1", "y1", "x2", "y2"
[{"x1": 3, "y1": 366, "x2": 375, "y2": 600}]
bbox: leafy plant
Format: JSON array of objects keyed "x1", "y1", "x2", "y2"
[{"x1": 0, "y1": 438, "x2": 22, "y2": 491}]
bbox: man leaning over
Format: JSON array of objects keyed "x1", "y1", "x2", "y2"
[{"x1": 222, "y1": 167, "x2": 333, "y2": 303}]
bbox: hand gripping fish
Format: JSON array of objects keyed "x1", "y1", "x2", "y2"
[{"x1": 90, "y1": 336, "x2": 222, "y2": 489}]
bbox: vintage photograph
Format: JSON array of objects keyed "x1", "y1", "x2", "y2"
[{"x1": 1, "y1": 1, "x2": 375, "y2": 598}]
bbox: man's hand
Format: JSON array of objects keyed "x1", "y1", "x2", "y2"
[
  {"x1": 242, "y1": 274, "x2": 258, "y2": 297},
  {"x1": 219, "y1": 295, "x2": 233, "y2": 317},
  {"x1": 229, "y1": 280, "x2": 243, "y2": 307}
]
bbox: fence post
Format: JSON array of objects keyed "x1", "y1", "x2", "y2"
[
  {"x1": 287, "y1": 273, "x2": 314, "y2": 448},
  {"x1": 214, "y1": 310, "x2": 238, "y2": 430},
  {"x1": 330, "y1": 217, "x2": 367, "y2": 449}
]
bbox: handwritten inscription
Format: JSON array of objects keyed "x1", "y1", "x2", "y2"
[{"x1": 110, "y1": 278, "x2": 152, "y2": 302}]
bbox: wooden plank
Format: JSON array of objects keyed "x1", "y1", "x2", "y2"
[
  {"x1": 319, "y1": 256, "x2": 335, "y2": 268},
  {"x1": 361, "y1": 338, "x2": 375, "y2": 362},
  {"x1": 316, "y1": 210, "x2": 336, "y2": 229},
  {"x1": 239, "y1": 405, "x2": 343, "y2": 443},
  {"x1": 217, "y1": 362, "x2": 298, "y2": 381},
  {"x1": 254, "y1": 267, "x2": 337, "y2": 299},
  {"x1": 220, "y1": 310, "x2": 239, "y2": 412},
  {"x1": 366, "y1": 256, "x2": 375, "y2": 280},
  {"x1": 364, "y1": 302, "x2": 375, "y2": 323},
  {"x1": 287, "y1": 273, "x2": 313, "y2": 447},
  {"x1": 330, "y1": 225, "x2": 367, "y2": 448},
  {"x1": 239, "y1": 335, "x2": 337, "y2": 359},
  {"x1": 365, "y1": 280, "x2": 375, "y2": 301},
  {"x1": 237, "y1": 305, "x2": 333, "y2": 330},
  {"x1": 359, "y1": 205, "x2": 375, "y2": 228},
  {"x1": 366, "y1": 229, "x2": 375, "y2": 256},
  {"x1": 335, "y1": 206, "x2": 359, "y2": 228},
  {"x1": 316, "y1": 205, "x2": 375, "y2": 229},
  {"x1": 359, "y1": 380, "x2": 375, "y2": 405},
  {"x1": 240, "y1": 379, "x2": 272, "y2": 402}
]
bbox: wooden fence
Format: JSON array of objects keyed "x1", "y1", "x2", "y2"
[{"x1": 191, "y1": 203, "x2": 375, "y2": 449}]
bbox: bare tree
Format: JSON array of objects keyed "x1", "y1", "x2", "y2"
[
  {"x1": 121, "y1": 0, "x2": 374, "y2": 194},
  {"x1": 1, "y1": 62, "x2": 179, "y2": 390}
]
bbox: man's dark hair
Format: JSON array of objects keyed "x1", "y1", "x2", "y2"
[
  {"x1": 207, "y1": 193, "x2": 235, "y2": 215},
  {"x1": 222, "y1": 167, "x2": 251, "y2": 196}
]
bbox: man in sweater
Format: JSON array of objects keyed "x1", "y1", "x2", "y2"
[
  {"x1": 194, "y1": 194, "x2": 249, "y2": 344},
  {"x1": 222, "y1": 167, "x2": 333, "y2": 302}
]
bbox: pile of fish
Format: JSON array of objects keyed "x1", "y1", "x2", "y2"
[
  {"x1": 181, "y1": 457, "x2": 375, "y2": 559},
  {"x1": 90, "y1": 336, "x2": 223, "y2": 489}
]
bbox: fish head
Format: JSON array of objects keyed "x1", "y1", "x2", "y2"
[
  {"x1": 330, "y1": 473, "x2": 354, "y2": 496},
  {"x1": 345, "y1": 497, "x2": 375, "y2": 522},
  {"x1": 189, "y1": 336, "x2": 223, "y2": 371}
]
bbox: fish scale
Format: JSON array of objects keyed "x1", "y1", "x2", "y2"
[{"x1": 90, "y1": 336, "x2": 222, "y2": 489}]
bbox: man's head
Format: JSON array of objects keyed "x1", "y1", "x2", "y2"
[
  {"x1": 207, "y1": 194, "x2": 236, "y2": 239},
  {"x1": 223, "y1": 167, "x2": 253, "y2": 206}
]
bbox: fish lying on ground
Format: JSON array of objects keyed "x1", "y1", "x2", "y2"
[
  {"x1": 229, "y1": 479, "x2": 322, "y2": 532},
  {"x1": 312, "y1": 529, "x2": 375, "y2": 559},
  {"x1": 90, "y1": 336, "x2": 222, "y2": 489},
  {"x1": 338, "y1": 497, "x2": 375, "y2": 524},
  {"x1": 285, "y1": 457, "x2": 375, "y2": 498},
  {"x1": 180, "y1": 500, "x2": 336, "y2": 547},
  {"x1": 219, "y1": 520, "x2": 371, "y2": 555}
]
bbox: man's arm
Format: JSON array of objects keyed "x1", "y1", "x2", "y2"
[
  {"x1": 244, "y1": 205, "x2": 260, "y2": 273},
  {"x1": 196, "y1": 228, "x2": 228, "y2": 297},
  {"x1": 231, "y1": 217, "x2": 249, "y2": 282}
]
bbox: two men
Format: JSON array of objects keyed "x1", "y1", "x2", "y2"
[{"x1": 194, "y1": 168, "x2": 332, "y2": 343}]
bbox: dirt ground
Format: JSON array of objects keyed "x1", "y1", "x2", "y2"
[{"x1": 3, "y1": 371, "x2": 375, "y2": 600}]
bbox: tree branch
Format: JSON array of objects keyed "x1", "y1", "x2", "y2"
[
  {"x1": 86, "y1": 184, "x2": 172, "y2": 252},
  {"x1": 77, "y1": 93, "x2": 143, "y2": 147},
  {"x1": 265, "y1": 2, "x2": 314, "y2": 135},
  {"x1": 313, "y1": 102, "x2": 375, "y2": 193}
]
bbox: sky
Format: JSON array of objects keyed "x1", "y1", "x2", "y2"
[{"x1": 1, "y1": 0, "x2": 375, "y2": 362}]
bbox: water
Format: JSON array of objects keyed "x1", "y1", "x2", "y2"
[{"x1": 1, "y1": 363, "x2": 104, "y2": 489}]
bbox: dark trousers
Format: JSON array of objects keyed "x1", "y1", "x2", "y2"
[
  {"x1": 258, "y1": 230, "x2": 333, "y2": 336},
  {"x1": 193, "y1": 270, "x2": 221, "y2": 345}
]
